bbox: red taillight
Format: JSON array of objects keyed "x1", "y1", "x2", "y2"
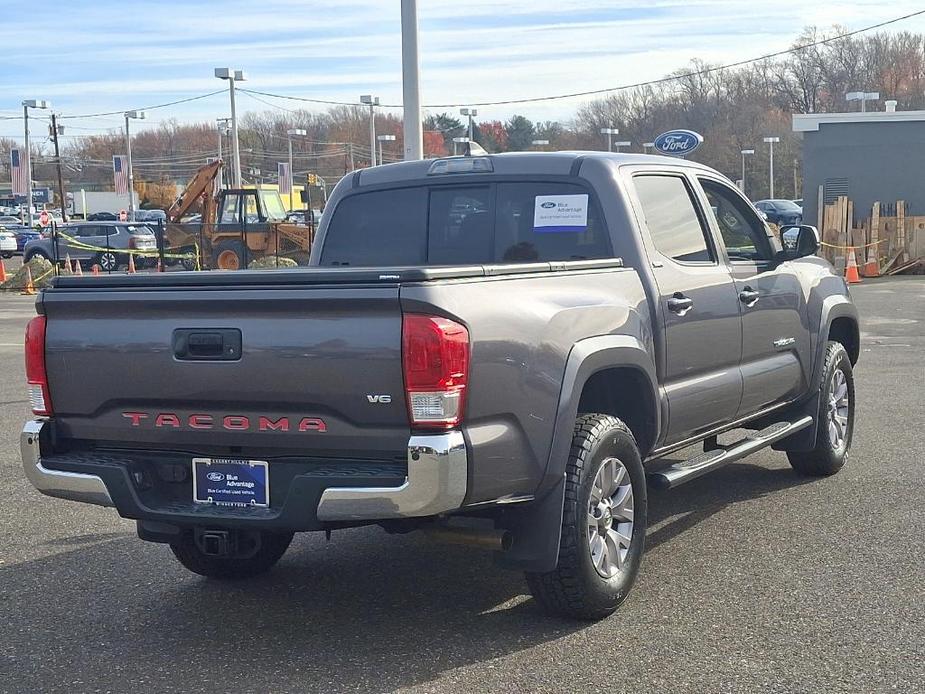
[
  {"x1": 402, "y1": 314, "x2": 469, "y2": 428},
  {"x1": 25, "y1": 315, "x2": 52, "y2": 415}
]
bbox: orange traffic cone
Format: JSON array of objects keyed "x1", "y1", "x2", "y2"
[
  {"x1": 74, "y1": 260, "x2": 83, "y2": 276},
  {"x1": 127, "y1": 253, "x2": 136, "y2": 274},
  {"x1": 845, "y1": 248, "x2": 862, "y2": 284},
  {"x1": 92, "y1": 264, "x2": 101, "y2": 276},
  {"x1": 157, "y1": 259, "x2": 165, "y2": 273},
  {"x1": 63, "y1": 253, "x2": 74, "y2": 276},
  {"x1": 0, "y1": 257, "x2": 6, "y2": 284},
  {"x1": 862, "y1": 246, "x2": 879, "y2": 277},
  {"x1": 20, "y1": 267, "x2": 36, "y2": 295}
]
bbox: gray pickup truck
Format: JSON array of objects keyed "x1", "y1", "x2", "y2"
[{"x1": 21, "y1": 152, "x2": 858, "y2": 619}]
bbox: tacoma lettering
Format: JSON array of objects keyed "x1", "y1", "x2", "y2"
[{"x1": 120, "y1": 412, "x2": 326, "y2": 432}]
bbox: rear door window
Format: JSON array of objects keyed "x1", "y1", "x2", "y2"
[
  {"x1": 321, "y1": 181, "x2": 611, "y2": 266},
  {"x1": 634, "y1": 175, "x2": 714, "y2": 263}
]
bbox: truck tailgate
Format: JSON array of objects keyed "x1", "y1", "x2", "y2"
[{"x1": 41, "y1": 283, "x2": 410, "y2": 457}]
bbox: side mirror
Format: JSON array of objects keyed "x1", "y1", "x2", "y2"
[{"x1": 780, "y1": 224, "x2": 819, "y2": 259}]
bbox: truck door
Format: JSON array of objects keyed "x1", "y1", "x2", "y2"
[
  {"x1": 631, "y1": 173, "x2": 743, "y2": 445},
  {"x1": 695, "y1": 176, "x2": 811, "y2": 416}
]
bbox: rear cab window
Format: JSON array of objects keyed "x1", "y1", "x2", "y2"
[{"x1": 320, "y1": 180, "x2": 612, "y2": 266}]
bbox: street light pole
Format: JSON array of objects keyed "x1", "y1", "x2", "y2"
[
  {"x1": 600, "y1": 127, "x2": 619, "y2": 152},
  {"x1": 740, "y1": 149, "x2": 754, "y2": 195},
  {"x1": 460, "y1": 108, "x2": 478, "y2": 141},
  {"x1": 763, "y1": 137, "x2": 780, "y2": 198},
  {"x1": 360, "y1": 95, "x2": 379, "y2": 166},
  {"x1": 401, "y1": 0, "x2": 423, "y2": 160},
  {"x1": 215, "y1": 68, "x2": 246, "y2": 187},
  {"x1": 22, "y1": 99, "x2": 49, "y2": 227},
  {"x1": 377, "y1": 134, "x2": 396, "y2": 164},
  {"x1": 124, "y1": 110, "x2": 145, "y2": 221},
  {"x1": 286, "y1": 128, "x2": 306, "y2": 212}
]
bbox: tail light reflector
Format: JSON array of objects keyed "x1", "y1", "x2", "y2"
[
  {"x1": 25, "y1": 316, "x2": 52, "y2": 415},
  {"x1": 402, "y1": 314, "x2": 469, "y2": 428}
]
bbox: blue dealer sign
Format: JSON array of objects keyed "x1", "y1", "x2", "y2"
[{"x1": 653, "y1": 130, "x2": 703, "y2": 156}]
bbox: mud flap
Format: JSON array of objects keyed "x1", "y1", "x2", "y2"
[
  {"x1": 493, "y1": 474, "x2": 566, "y2": 573},
  {"x1": 772, "y1": 389, "x2": 820, "y2": 452}
]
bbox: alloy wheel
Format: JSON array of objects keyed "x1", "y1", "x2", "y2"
[{"x1": 588, "y1": 457, "x2": 634, "y2": 578}]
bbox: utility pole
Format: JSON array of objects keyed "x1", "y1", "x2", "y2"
[
  {"x1": 401, "y1": 0, "x2": 423, "y2": 160},
  {"x1": 740, "y1": 149, "x2": 754, "y2": 196},
  {"x1": 460, "y1": 108, "x2": 478, "y2": 141},
  {"x1": 286, "y1": 129, "x2": 306, "y2": 211},
  {"x1": 50, "y1": 114, "x2": 67, "y2": 222}
]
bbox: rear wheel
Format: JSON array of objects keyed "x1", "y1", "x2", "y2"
[
  {"x1": 526, "y1": 414, "x2": 647, "y2": 620},
  {"x1": 170, "y1": 528, "x2": 293, "y2": 579},
  {"x1": 788, "y1": 341, "x2": 854, "y2": 476},
  {"x1": 212, "y1": 240, "x2": 245, "y2": 270},
  {"x1": 24, "y1": 249, "x2": 50, "y2": 264},
  {"x1": 95, "y1": 250, "x2": 119, "y2": 272}
]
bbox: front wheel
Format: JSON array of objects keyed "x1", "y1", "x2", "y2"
[
  {"x1": 1, "y1": 252, "x2": 12, "y2": 259},
  {"x1": 170, "y1": 528, "x2": 293, "y2": 580},
  {"x1": 526, "y1": 414, "x2": 647, "y2": 620},
  {"x1": 788, "y1": 341, "x2": 855, "y2": 476}
]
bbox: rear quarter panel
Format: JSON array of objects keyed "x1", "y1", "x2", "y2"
[{"x1": 401, "y1": 267, "x2": 651, "y2": 504}]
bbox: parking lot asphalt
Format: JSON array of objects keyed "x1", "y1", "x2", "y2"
[{"x1": 0, "y1": 277, "x2": 922, "y2": 694}]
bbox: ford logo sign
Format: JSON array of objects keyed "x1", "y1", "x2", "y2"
[
  {"x1": 206, "y1": 472, "x2": 225, "y2": 482},
  {"x1": 652, "y1": 130, "x2": 704, "y2": 156},
  {"x1": 540, "y1": 201, "x2": 557, "y2": 209}
]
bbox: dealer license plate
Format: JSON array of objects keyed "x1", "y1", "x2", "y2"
[{"x1": 192, "y1": 458, "x2": 269, "y2": 507}]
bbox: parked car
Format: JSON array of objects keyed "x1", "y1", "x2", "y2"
[
  {"x1": 23, "y1": 221, "x2": 157, "y2": 270},
  {"x1": 0, "y1": 229, "x2": 16, "y2": 258},
  {"x1": 134, "y1": 209, "x2": 167, "y2": 224},
  {"x1": 21, "y1": 152, "x2": 858, "y2": 620},
  {"x1": 0, "y1": 215, "x2": 24, "y2": 225},
  {"x1": 86, "y1": 212, "x2": 119, "y2": 221},
  {"x1": 13, "y1": 228, "x2": 42, "y2": 253},
  {"x1": 755, "y1": 199, "x2": 803, "y2": 226}
]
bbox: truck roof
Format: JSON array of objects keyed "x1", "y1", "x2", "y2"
[{"x1": 354, "y1": 151, "x2": 716, "y2": 187}]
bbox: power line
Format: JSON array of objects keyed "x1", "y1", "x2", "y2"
[
  {"x1": 242, "y1": 8, "x2": 925, "y2": 109},
  {"x1": 56, "y1": 90, "x2": 225, "y2": 119}
]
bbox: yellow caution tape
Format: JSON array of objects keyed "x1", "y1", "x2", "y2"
[
  {"x1": 819, "y1": 238, "x2": 889, "y2": 250},
  {"x1": 53, "y1": 232, "x2": 199, "y2": 261}
]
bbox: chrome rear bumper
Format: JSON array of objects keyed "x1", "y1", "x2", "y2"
[
  {"x1": 21, "y1": 420, "x2": 114, "y2": 507},
  {"x1": 315, "y1": 430, "x2": 468, "y2": 521},
  {"x1": 21, "y1": 420, "x2": 467, "y2": 521}
]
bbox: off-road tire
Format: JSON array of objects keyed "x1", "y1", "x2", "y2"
[
  {"x1": 212, "y1": 240, "x2": 245, "y2": 270},
  {"x1": 170, "y1": 529, "x2": 293, "y2": 579},
  {"x1": 788, "y1": 341, "x2": 854, "y2": 476},
  {"x1": 526, "y1": 414, "x2": 647, "y2": 620}
]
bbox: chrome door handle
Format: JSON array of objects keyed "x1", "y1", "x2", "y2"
[
  {"x1": 739, "y1": 288, "x2": 760, "y2": 307},
  {"x1": 667, "y1": 294, "x2": 694, "y2": 315}
]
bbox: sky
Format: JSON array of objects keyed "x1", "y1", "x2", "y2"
[{"x1": 2, "y1": 0, "x2": 925, "y2": 142}]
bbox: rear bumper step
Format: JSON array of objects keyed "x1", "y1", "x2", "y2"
[
  {"x1": 648, "y1": 416, "x2": 814, "y2": 490},
  {"x1": 21, "y1": 420, "x2": 468, "y2": 528}
]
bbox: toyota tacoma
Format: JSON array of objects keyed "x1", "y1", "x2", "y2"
[{"x1": 21, "y1": 152, "x2": 858, "y2": 619}]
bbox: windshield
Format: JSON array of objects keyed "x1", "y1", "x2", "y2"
[
  {"x1": 774, "y1": 200, "x2": 802, "y2": 211},
  {"x1": 259, "y1": 190, "x2": 287, "y2": 221}
]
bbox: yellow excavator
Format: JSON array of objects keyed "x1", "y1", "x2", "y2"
[{"x1": 165, "y1": 160, "x2": 314, "y2": 270}]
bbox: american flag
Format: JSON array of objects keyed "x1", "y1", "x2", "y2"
[
  {"x1": 10, "y1": 149, "x2": 27, "y2": 196},
  {"x1": 113, "y1": 155, "x2": 128, "y2": 195},
  {"x1": 278, "y1": 162, "x2": 291, "y2": 195}
]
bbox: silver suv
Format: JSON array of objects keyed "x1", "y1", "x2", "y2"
[{"x1": 23, "y1": 222, "x2": 158, "y2": 271}]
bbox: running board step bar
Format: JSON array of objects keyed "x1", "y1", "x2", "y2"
[{"x1": 648, "y1": 416, "x2": 814, "y2": 490}]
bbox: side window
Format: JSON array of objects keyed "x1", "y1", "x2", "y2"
[
  {"x1": 76, "y1": 225, "x2": 99, "y2": 238},
  {"x1": 219, "y1": 195, "x2": 239, "y2": 224},
  {"x1": 103, "y1": 225, "x2": 118, "y2": 237},
  {"x1": 698, "y1": 178, "x2": 773, "y2": 262},
  {"x1": 243, "y1": 193, "x2": 260, "y2": 224},
  {"x1": 634, "y1": 175, "x2": 713, "y2": 263}
]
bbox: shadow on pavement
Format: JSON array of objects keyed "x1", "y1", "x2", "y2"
[{"x1": 1, "y1": 459, "x2": 812, "y2": 692}]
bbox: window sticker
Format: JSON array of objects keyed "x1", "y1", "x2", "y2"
[{"x1": 533, "y1": 194, "x2": 589, "y2": 233}]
